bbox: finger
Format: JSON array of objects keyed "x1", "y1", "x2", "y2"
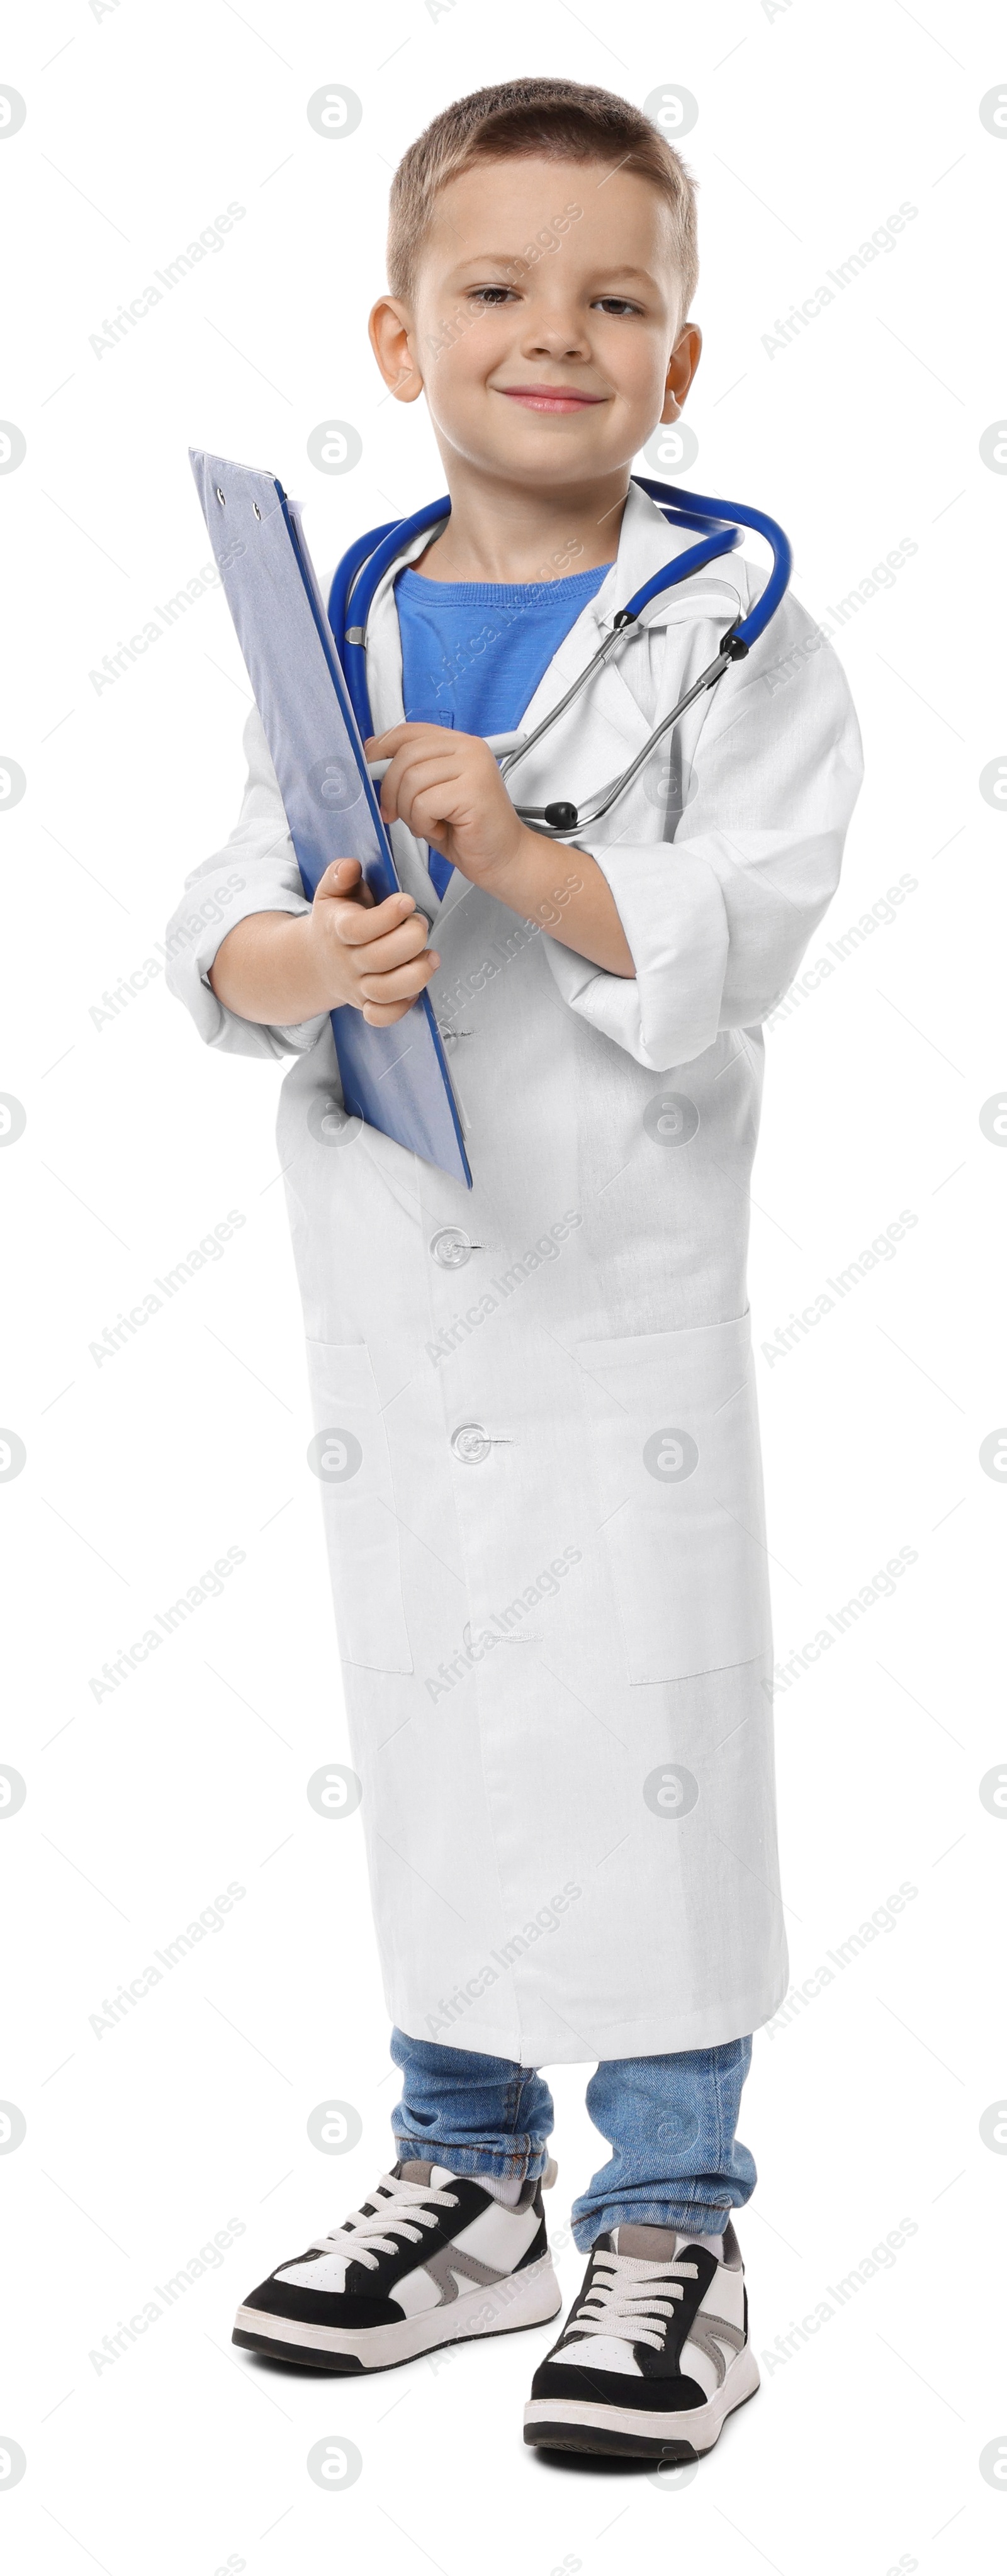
[
  {"x1": 341, "y1": 914, "x2": 433, "y2": 973},
  {"x1": 334, "y1": 890, "x2": 420, "y2": 946},
  {"x1": 358, "y1": 951, "x2": 441, "y2": 1005},
  {"x1": 365, "y1": 722, "x2": 456, "y2": 759},
  {"x1": 388, "y1": 776, "x2": 466, "y2": 852},
  {"x1": 380, "y1": 751, "x2": 466, "y2": 826},
  {"x1": 315, "y1": 857, "x2": 366, "y2": 900},
  {"x1": 398, "y1": 792, "x2": 458, "y2": 850},
  {"x1": 361, "y1": 997, "x2": 415, "y2": 1025}
]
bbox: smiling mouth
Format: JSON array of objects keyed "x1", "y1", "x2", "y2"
[{"x1": 495, "y1": 386, "x2": 607, "y2": 412}]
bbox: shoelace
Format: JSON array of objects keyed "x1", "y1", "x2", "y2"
[
  {"x1": 562, "y1": 2249, "x2": 700, "y2": 2353},
  {"x1": 309, "y1": 2171, "x2": 459, "y2": 2274}
]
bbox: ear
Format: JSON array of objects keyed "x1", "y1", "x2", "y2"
[
  {"x1": 660, "y1": 320, "x2": 702, "y2": 422},
  {"x1": 369, "y1": 296, "x2": 425, "y2": 405}
]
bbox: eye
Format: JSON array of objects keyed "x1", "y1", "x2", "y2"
[
  {"x1": 469, "y1": 284, "x2": 518, "y2": 307},
  {"x1": 592, "y1": 296, "x2": 643, "y2": 316}
]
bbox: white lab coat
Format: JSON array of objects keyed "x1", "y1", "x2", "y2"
[{"x1": 166, "y1": 481, "x2": 862, "y2": 2064}]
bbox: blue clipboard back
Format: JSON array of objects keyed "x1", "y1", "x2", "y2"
[{"x1": 189, "y1": 447, "x2": 471, "y2": 1188}]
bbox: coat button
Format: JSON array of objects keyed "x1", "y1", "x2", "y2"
[
  {"x1": 430, "y1": 1226, "x2": 471, "y2": 1269},
  {"x1": 451, "y1": 1423, "x2": 492, "y2": 1464}
]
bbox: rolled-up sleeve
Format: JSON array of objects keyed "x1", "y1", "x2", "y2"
[
  {"x1": 542, "y1": 591, "x2": 864, "y2": 1070},
  {"x1": 164, "y1": 705, "x2": 329, "y2": 1060}
]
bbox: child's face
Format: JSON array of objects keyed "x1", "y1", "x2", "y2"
[{"x1": 373, "y1": 155, "x2": 700, "y2": 491}]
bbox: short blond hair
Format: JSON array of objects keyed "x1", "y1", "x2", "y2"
[{"x1": 388, "y1": 76, "x2": 698, "y2": 315}]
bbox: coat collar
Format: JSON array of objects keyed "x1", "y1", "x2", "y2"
[
  {"x1": 361, "y1": 477, "x2": 745, "y2": 675},
  {"x1": 582, "y1": 478, "x2": 746, "y2": 634}
]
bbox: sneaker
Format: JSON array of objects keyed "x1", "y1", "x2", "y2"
[
  {"x1": 233, "y1": 2158, "x2": 561, "y2": 2373},
  {"x1": 523, "y1": 2219, "x2": 759, "y2": 2460}
]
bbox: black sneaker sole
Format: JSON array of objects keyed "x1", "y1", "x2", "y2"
[
  {"x1": 524, "y1": 2422, "x2": 702, "y2": 2462},
  {"x1": 524, "y1": 2348, "x2": 760, "y2": 2460},
  {"x1": 233, "y1": 2330, "x2": 366, "y2": 2373},
  {"x1": 232, "y1": 2307, "x2": 560, "y2": 2375}
]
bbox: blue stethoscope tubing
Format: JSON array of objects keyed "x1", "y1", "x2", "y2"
[{"x1": 327, "y1": 473, "x2": 792, "y2": 839}]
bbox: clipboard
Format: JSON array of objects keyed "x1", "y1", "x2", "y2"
[{"x1": 189, "y1": 446, "x2": 471, "y2": 1189}]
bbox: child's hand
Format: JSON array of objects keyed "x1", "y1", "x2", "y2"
[
  {"x1": 366, "y1": 724, "x2": 530, "y2": 892},
  {"x1": 208, "y1": 860, "x2": 439, "y2": 1029},
  {"x1": 364, "y1": 724, "x2": 634, "y2": 975},
  {"x1": 309, "y1": 858, "x2": 440, "y2": 1026}
]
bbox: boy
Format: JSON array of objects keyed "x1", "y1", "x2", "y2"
[{"x1": 167, "y1": 78, "x2": 862, "y2": 2460}]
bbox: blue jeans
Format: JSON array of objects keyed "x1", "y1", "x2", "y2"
[{"x1": 390, "y1": 2028, "x2": 756, "y2": 2253}]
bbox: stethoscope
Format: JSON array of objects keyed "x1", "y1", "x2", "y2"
[{"x1": 327, "y1": 474, "x2": 791, "y2": 842}]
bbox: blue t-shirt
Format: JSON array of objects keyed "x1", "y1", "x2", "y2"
[{"x1": 395, "y1": 558, "x2": 610, "y2": 896}]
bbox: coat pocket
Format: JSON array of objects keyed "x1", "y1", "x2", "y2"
[
  {"x1": 575, "y1": 1312, "x2": 772, "y2": 1686},
  {"x1": 304, "y1": 1340, "x2": 413, "y2": 1674}
]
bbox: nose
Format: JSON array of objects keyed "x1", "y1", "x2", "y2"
[{"x1": 519, "y1": 305, "x2": 591, "y2": 363}]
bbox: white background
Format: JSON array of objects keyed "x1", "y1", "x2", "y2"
[{"x1": 1, "y1": 1, "x2": 1003, "y2": 2569}]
